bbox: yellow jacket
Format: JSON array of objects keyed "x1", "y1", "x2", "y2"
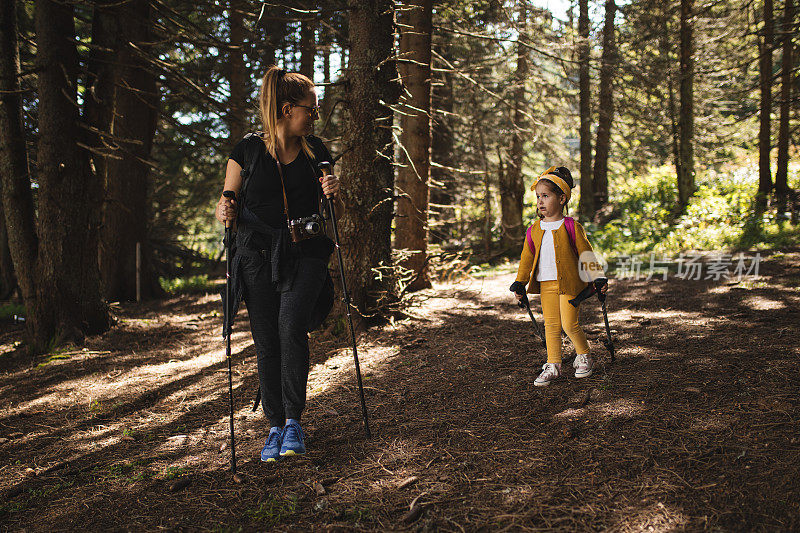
[{"x1": 514, "y1": 218, "x2": 599, "y2": 296}]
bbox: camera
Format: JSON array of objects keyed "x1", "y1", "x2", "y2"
[{"x1": 288, "y1": 214, "x2": 323, "y2": 242}]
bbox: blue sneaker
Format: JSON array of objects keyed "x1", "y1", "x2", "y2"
[
  {"x1": 279, "y1": 419, "x2": 306, "y2": 456},
  {"x1": 260, "y1": 426, "x2": 283, "y2": 462}
]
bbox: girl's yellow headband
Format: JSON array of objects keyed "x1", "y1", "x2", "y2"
[{"x1": 531, "y1": 166, "x2": 571, "y2": 202}]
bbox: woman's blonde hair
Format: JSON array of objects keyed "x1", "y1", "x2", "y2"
[{"x1": 258, "y1": 65, "x2": 315, "y2": 160}]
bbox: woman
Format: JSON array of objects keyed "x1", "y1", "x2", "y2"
[{"x1": 215, "y1": 66, "x2": 341, "y2": 462}]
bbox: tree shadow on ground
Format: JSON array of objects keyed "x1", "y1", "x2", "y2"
[{"x1": 0, "y1": 254, "x2": 798, "y2": 531}]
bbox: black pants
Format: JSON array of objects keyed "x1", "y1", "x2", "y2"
[{"x1": 241, "y1": 254, "x2": 328, "y2": 428}]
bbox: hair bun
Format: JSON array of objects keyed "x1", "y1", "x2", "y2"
[{"x1": 552, "y1": 167, "x2": 574, "y2": 189}]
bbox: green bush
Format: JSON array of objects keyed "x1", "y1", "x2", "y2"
[
  {"x1": 584, "y1": 164, "x2": 800, "y2": 256},
  {"x1": 159, "y1": 274, "x2": 215, "y2": 295}
]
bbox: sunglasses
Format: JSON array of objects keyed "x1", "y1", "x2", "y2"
[{"x1": 293, "y1": 104, "x2": 320, "y2": 120}]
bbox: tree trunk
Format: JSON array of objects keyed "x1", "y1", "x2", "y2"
[
  {"x1": 300, "y1": 17, "x2": 315, "y2": 79},
  {"x1": 661, "y1": 5, "x2": 681, "y2": 186},
  {"x1": 395, "y1": 0, "x2": 432, "y2": 291},
  {"x1": 677, "y1": 0, "x2": 695, "y2": 212},
  {"x1": 593, "y1": 0, "x2": 616, "y2": 210},
  {"x1": 228, "y1": 0, "x2": 247, "y2": 146},
  {"x1": 577, "y1": 0, "x2": 593, "y2": 221},
  {"x1": 776, "y1": 0, "x2": 794, "y2": 213},
  {"x1": 259, "y1": 8, "x2": 287, "y2": 68},
  {"x1": 759, "y1": 0, "x2": 775, "y2": 208},
  {"x1": 339, "y1": 0, "x2": 401, "y2": 320},
  {"x1": 82, "y1": 1, "x2": 122, "y2": 201},
  {"x1": 0, "y1": 202, "x2": 15, "y2": 299},
  {"x1": 0, "y1": 0, "x2": 35, "y2": 310},
  {"x1": 320, "y1": 31, "x2": 334, "y2": 135},
  {"x1": 429, "y1": 49, "x2": 455, "y2": 244},
  {"x1": 32, "y1": 0, "x2": 109, "y2": 348},
  {"x1": 500, "y1": 3, "x2": 527, "y2": 250},
  {"x1": 99, "y1": 0, "x2": 161, "y2": 302},
  {"x1": 477, "y1": 113, "x2": 492, "y2": 256}
]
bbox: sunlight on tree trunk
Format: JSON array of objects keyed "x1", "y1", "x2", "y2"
[{"x1": 395, "y1": 0, "x2": 433, "y2": 291}]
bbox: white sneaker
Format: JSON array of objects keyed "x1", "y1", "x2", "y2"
[
  {"x1": 534, "y1": 363, "x2": 561, "y2": 387},
  {"x1": 573, "y1": 353, "x2": 593, "y2": 378}
]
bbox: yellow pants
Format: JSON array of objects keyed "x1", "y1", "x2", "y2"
[{"x1": 539, "y1": 280, "x2": 590, "y2": 364}]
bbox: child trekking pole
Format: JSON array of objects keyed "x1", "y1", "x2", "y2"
[
  {"x1": 596, "y1": 287, "x2": 615, "y2": 362},
  {"x1": 222, "y1": 190, "x2": 239, "y2": 478},
  {"x1": 569, "y1": 278, "x2": 615, "y2": 362},
  {"x1": 518, "y1": 292, "x2": 546, "y2": 348},
  {"x1": 318, "y1": 162, "x2": 372, "y2": 439}
]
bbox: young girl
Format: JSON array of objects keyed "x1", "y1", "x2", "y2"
[{"x1": 509, "y1": 166, "x2": 608, "y2": 387}]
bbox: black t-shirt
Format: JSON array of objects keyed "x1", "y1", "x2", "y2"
[{"x1": 229, "y1": 134, "x2": 334, "y2": 259}]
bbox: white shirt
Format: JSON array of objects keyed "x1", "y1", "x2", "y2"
[{"x1": 536, "y1": 218, "x2": 564, "y2": 282}]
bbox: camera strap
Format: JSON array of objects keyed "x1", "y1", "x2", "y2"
[{"x1": 273, "y1": 157, "x2": 293, "y2": 231}]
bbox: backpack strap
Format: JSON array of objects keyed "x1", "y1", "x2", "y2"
[
  {"x1": 238, "y1": 132, "x2": 264, "y2": 209},
  {"x1": 564, "y1": 216, "x2": 579, "y2": 257},
  {"x1": 525, "y1": 224, "x2": 536, "y2": 255}
]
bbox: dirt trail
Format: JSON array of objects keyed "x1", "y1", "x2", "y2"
[{"x1": 1, "y1": 253, "x2": 799, "y2": 532}]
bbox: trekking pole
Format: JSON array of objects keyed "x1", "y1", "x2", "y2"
[
  {"x1": 318, "y1": 162, "x2": 371, "y2": 439},
  {"x1": 596, "y1": 285, "x2": 615, "y2": 362},
  {"x1": 518, "y1": 292, "x2": 546, "y2": 349},
  {"x1": 569, "y1": 278, "x2": 615, "y2": 362},
  {"x1": 222, "y1": 190, "x2": 239, "y2": 479}
]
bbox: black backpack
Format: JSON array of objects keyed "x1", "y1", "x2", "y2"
[{"x1": 237, "y1": 132, "x2": 330, "y2": 217}]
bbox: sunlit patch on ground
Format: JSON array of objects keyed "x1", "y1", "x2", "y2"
[{"x1": 613, "y1": 502, "x2": 690, "y2": 532}]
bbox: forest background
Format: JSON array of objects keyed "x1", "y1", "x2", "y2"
[{"x1": 0, "y1": 0, "x2": 798, "y2": 351}]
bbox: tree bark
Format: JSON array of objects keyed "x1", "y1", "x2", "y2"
[
  {"x1": 339, "y1": 0, "x2": 401, "y2": 320},
  {"x1": 31, "y1": 0, "x2": 109, "y2": 348},
  {"x1": 661, "y1": 5, "x2": 681, "y2": 185},
  {"x1": 477, "y1": 112, "x2": 492, "y2": 256},
  {"x1": 300, "y1": 16, "x2": 316, "y2": 79},
  {"x1": 82, "y1": 1, "x2": 122, "y2": 198},
  {"x1": 0, "y1": 201, "x2": 15, "y2": 299},
  {"x1": 577, "y1": 0, "x2": 593, "y2": 221},
  {"x1": 259, "y1": 8, "x2": 287, "y2": 68},
  {"x1": 759, "y1": 0, "x2": 775, "y2": 207},
  {"x1": 0, "y1": 0, "x2": 35, "y2": 310},
  {"x1": 429, "y1": 48, "x2": 455, "y2": 244},
  {"x1": 99, "y1": 0, "x2": 161, "y2": 302},
  {"x1": 677, "y1": 0, "x2": 695, "y2": 212},
  {"x1": 228, "y1": 0, "x2": 247, "y2": 147},
  {"x1": 593, "y1": 0, "x2": 616, "y2": 210},
  {"x1": 500, "y1": 3, "x2": 527, "y2": 250},
  {"x1": 395, "y1": 0, "x2": 432, "y2": 291},
  {"x1": 320, "y1": 24, "x2": 335, "y2": 135},
  {"x1": 776, "y1": 0, "x2": 794, "y2": 213}
]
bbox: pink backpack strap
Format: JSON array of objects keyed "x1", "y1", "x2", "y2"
[
  {"x1": 525, "y1": 225, "x2": 536, "y2": 255},
  {"x1": 564, "y1": 217, "x2": 578, "y2": 257}
]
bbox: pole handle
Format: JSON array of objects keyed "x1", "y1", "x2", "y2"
[{"x1": 223, "y1": 190, "x2": 236, "y2": 230}]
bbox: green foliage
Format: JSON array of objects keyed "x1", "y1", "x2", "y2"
[
  {"x1": 341, "y1": 506, "x2": 374, "y2": 522},
  {"x1": 159, "y1": 274, "x2": 215, "y2": 295},
  {"x1": 0, "y1": 480, "x2": 76, "y2": 518},
  {"x1": 101, "y1": 460, "x2": 153, "y2": 484},
  {"x1": 245, "y1": 495, "x2": 298, "y2": 526},
  {"x1": 36, "y1": 345, "x2": 73, "y2": 368},
  {"x1": 0, "y1": 302, "x2": 25, "y2": 320},
  {"x1": 587, "y1": 164, "x2": 800, "y2": 256},
  {"x1": 469, "y1": 261, "x2": 516, "y2": 278},
  {"x1": 0, "y1": 499, "x2": 26, "y2": 519},
  {"x1": 161, "y1": 466, "x2": 188, "y2": 480}
]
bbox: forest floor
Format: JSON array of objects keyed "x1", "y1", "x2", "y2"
[{"x1": 1, "y1": 250, "x2": 799, "y2": 532}]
